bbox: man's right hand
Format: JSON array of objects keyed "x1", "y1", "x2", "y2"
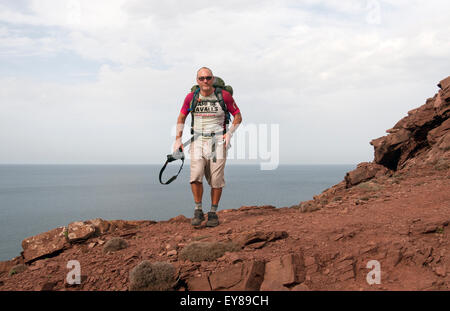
[{"x1": 173, "y1": 138, "x2": 184, "y2": 153}]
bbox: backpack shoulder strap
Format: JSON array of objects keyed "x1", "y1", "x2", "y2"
[
  {"x1": 214, "y1": 87, "x2": 228, "y2": 112},
  {"x1": 188, "y1": 87, "x2": 200, "y2": 113},
  {"x1": 214, "y1": 88, "x2": 230, "y2": 133},
  {"x1": 189, "y1": 88, "x2": 200, "y2": 134}
]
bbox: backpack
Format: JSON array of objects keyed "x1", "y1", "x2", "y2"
[{"x1": 188, "y1": 76, "x2": 233, "y2": 135}]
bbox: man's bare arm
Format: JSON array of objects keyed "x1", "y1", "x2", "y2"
[
  {"x1": 224, "y1": 112, "x2": 242, "y2": 148},
  {"x1": 174, "y1": 112, "x2": 187, "y2": 152},
  {"x1": 228, "y1": 112, "x2": 242, "y2": 135},
  {"x1": 176, "y1": 112, "x2": 187, "y2": 139}
]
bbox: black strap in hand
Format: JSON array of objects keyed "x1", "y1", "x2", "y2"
[
  {"x1": 159, "y1": 147, "x2": 185, "y2": 185},
  {"x1": 159, "y1": 132, "x2": 210, "y2": 185}
]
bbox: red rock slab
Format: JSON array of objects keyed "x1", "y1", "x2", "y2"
[
  {"x1": 345, "y1": 162, "x2": 391, "y2": 187},
  {"x1": 209, "y1": 260, "x2": 265, "y2": 291},
  {"x1": 21, "y1": 227, "x2": 68, "y2": 263},
  {"x1": 67, "y1": 221, "x2": 96, "y2": 242},
  {"x1": 236, "y1": 230, "x2": 288, "y2": 248},
  {"x1": 238, "y1": 205, "x2": 276, "y2": 211},
  {"x1": 260, "y1": 253, "x2": 306, "y2": 290},
  {"x1": 186, "y1": 275, "x2": 211, "y2": 291}
]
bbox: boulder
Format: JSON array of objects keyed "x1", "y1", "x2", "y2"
[
  {"x1": 85, "y1": 218, "x2": 155, "y2": 236},
  {"x1": 21, "y1": 227, "x2": 68, "y2": 263},
  {"x1": 208, "y1": 261, "x2": 265, "y2": 291},
  {"x1": 344, "y1": 162, "x2": 391, "y2": 187},
  {"x1": 437, "y1": 78, "x2": 450, "y2": 117},
  {"x1": 370, "y1": 129, "x2": 412, "y2": 170},
  {"x1": 437, "y1": 76, "x2": 450, "y2": 91},
  {"x1": 427, "y1": 118, "x2": 450, "y2": 145},
  {"x1": 369, "y1": 77, "x2": 450, "y2": 171},
  {"x1": 235, "y1": 231, "x2": 288, "y2": 248},
  {"x1": 67, "y1": 221, "x2": 96, "y2": 242},
  {"x1": 85, "y1": 218, "x2": 111, "y2": 235},
  {"x1": 102, "y1": 237, "x2": 128, "y2": 253},
  {"x1": 434, "y1": 89, "x2": 450, "y2": 116},
  {"x1": 406, "y1": 101, "x2": 436, "y2": 128},
  {"x1": 260, "y1": 253, "x2": 306, "y2": 290},
  {"x1": 186, "y1": 275, "x2": 211, "y2": 291}
]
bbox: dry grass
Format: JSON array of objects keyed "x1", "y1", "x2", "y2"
[
  {"x1": 129, "y1": 261, "x2": 175, "y2": 291},
  {"x1": 357, "y1": 181, "x2": 383, "y2": 191},
  {"x1": 179, "y1": 241, "x2": 241, "y2": 262}
]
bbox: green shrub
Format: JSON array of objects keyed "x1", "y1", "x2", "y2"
[
  {"x1": 179, "y1": 241, "x2": 240, "y2": 262},
  {"x1": 129, "y1": 261, "x2": 175, "y2": 291}
]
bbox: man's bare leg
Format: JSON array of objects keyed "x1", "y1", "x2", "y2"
[
  {"x1": 205, "y1": 187, "x2": 222, "y2": 227},
  {"x1": 191, "y1": 181, "x2": 203, "y2": 203},
  {"x1": 211, "y1": 187, "x2": 222, "y2": 206},
  {"x1": 190, "y1": 181, "x2": 205, "y2": 226}
]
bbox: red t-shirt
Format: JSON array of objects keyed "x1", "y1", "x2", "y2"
[
  {"x1": 180, "y1": 89, "x2": 240, "y2": 116},
  {"x1": 180, "y1": 89, "x2": 240, "y2": 134}
]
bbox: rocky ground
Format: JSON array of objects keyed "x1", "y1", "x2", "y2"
[{"x1": 0, "y1": 76, "x2": 449, "y2": 291}]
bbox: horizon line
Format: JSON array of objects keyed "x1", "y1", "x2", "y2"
[{"x1": 0, "y1": 162, "x2": 358, "y2": 166}]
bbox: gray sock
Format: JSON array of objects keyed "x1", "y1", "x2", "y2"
[
  {"x1": 210, "y1": 204, "x2": 218, "y2": 212},
  {"x1": 195, "y1": 202, "x2": 202, "y2": 210}
]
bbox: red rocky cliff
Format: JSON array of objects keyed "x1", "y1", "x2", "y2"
[
  {"x1": 371, "y1": 76, "x2": 450, "y2": 171},
  {"x1": 0, "y1": 77, "x2": 449, "y2": 291}
]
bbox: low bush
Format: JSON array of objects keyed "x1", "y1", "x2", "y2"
[
  {"x1": 129, "y1": 261, "x2": 175, "y2": 291},
  {"x1": 179, "y1": 241, "x2": 240, "y2": 262}
]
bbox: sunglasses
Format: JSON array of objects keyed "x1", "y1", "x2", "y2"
[{"x1": 197, "y1": 76, "x2": 213, "y2": 81}]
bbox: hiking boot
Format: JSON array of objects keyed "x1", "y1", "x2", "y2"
[
  {"x1": 206, "y1": 212, "x2": 219, "y2": 227},
  {"x1": 191, "y1": 209, "x2": 205, "y2": 226}
]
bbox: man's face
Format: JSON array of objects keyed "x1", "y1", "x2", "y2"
[{"x1": 197, "y1": 69, "x2": 214, "y2": 93}]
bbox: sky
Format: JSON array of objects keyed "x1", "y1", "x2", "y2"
[{"x1": 0, "y1": 0, "x2": 449, "y2": 166}]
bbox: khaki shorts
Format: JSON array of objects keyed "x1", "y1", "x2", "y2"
[{"x1": 189, "y1": 138, "x2": 227, "y2": 188}]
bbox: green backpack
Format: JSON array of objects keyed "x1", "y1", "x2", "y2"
[
  {"x1": 189, "y1": 76, "x2": 233, "y2": 96},
  {"x1": 188, "y1": 76, "x2": 233, "y2": 135}
]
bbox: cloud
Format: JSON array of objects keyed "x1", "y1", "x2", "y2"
[{"x1": 0, "y1": 0, "x2": 449, "y2": 164}]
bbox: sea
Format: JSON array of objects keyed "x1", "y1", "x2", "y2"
[{"x1": 0, "y1": 164, "x2": 355, "y2": 261}]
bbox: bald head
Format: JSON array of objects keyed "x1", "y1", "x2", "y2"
[
  {"x1": 196, "y1": 67, "x2": 215, "y2": 96},
  {"x1": 196, "y1": 67, "x2": 213, "y2": 78}
]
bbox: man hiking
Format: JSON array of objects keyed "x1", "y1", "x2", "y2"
[{"x1": 174, "y1": 67, "x2": 242, "y2": 227}]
